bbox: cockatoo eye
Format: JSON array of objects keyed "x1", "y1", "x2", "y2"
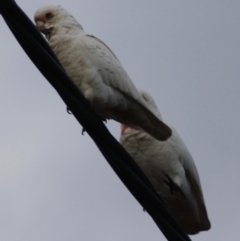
[{"x1": 45, "y1": 13, "x2": 53, "y2": 20}]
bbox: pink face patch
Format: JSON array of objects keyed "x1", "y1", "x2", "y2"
[
  {"x1": 121, "y1": 125, "x2": 130, "y2": 135},
  {"x1": 41, "y1": 15, "x2": 47, "y2": 23}
]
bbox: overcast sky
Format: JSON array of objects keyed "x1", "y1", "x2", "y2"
[{"x1": 0, "y1": 1, "x2": 240, "y2": 240}]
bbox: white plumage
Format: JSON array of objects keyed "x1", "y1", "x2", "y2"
[
  {"x1": 34, "y1": 5, "x2": 171, "y2": 141},
  {"x1": 120, "y1": 90, "x2": 211, "y2": 235}
]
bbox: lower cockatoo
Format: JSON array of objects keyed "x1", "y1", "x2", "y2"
[
  {"x1": 34, "y1": 5, "x2": 171, "y2": 141},
  {"x1": 120, "y1": 90, "x2": 211, "y2": 235}
]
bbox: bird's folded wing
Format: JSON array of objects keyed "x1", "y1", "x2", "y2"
[
  {"x1": 175, "y1": 132, "x2": 211, "y2": 230},
  {"x1": 84, "y1": 34, "x2": 149, "y2": 107},
  {"x1": 185, "y1": 169, "x2": 211, "y2": 230}
]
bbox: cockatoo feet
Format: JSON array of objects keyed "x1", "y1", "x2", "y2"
[
  {"x1": 82, "y1": 127, "x2": 86, "y2": 135},
  {"x1": 66, "y1": 106, "x2": 72, "y2": 114},
  {"x1": 162, "y1": 171, "x2": 187, "y2": 200},
  {"x1": 81, "y1": 117, "x2": 106, "y2": 136},
  {"x1": 103, "y1": 118, "x2": 107, "y2": 124},
  {"x1": 95, "y1": 113, "x2": 107, "y2": 124}
]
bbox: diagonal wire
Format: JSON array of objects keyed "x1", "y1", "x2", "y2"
[{"x1": 0, "y1": 1, "x2": 191, "y2": 240}]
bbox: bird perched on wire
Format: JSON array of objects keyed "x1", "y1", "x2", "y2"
[
  {"x1": 34, "y1": 5, "x2": 172, "y2": 141},
  {"x1": 120, "y1": 90, "x2": 211, "y2": 235}
]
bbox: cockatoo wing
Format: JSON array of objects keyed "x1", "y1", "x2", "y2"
[
  {"x1": 81, "y1": 34, "x2": 172, "y2": 141},
  {"x1": 173, "y1": 130, "x2": 211, "y2": 231},
  {"x1": 185, "y1": 169, "x2": 211, "y2": 231},
  {"x1": 85, "y1": 35, "x2": 141, "y2": 101}
]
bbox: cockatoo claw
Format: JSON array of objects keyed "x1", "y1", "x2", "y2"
[
  {"x1": 66, "y1": 106, "x2": 72, "y2": 114},
  {"x1": 82, "y1": 128, "x2": 86, "y2": 135},
  {"x1": 103, "y1": 118, "x2": 107, "y2": 124},
  {"x1": 162, "y1": 171, "x2": 188, "y2": 200}
]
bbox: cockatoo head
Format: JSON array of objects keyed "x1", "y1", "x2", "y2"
[{"x1": 34, "y1": 5, "x2": 82, "y2": 39}]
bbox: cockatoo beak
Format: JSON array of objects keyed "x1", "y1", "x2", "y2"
[
  {"x1": 35, "y1": 20, "x2": 52, "y2": 39},
  {"x1": 35, "y1": 20, "x2": 44, "y2": 30}
]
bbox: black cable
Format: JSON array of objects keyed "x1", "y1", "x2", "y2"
[{"x1": 0, "y1": 1, "x2": 191, "y2": 240}]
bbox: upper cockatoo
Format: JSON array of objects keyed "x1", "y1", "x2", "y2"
[
  {"x1": 120, "y1": 90, "x2": 211, "y2": 235},
  {"x1": 34, "y1": 5, "x2": 172, "y2": 141}
]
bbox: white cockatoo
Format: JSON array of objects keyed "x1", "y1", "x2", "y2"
[
  {"x1": 34, "y1": 5, "x2": 172, "y2": 141},
  {"x1": 120, "y1": 90, "x2": 211, "y2": 235}
]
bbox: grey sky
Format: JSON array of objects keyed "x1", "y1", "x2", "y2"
[{"x1": 0, "y1": 1, "x2": 240, "y2": 240}]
